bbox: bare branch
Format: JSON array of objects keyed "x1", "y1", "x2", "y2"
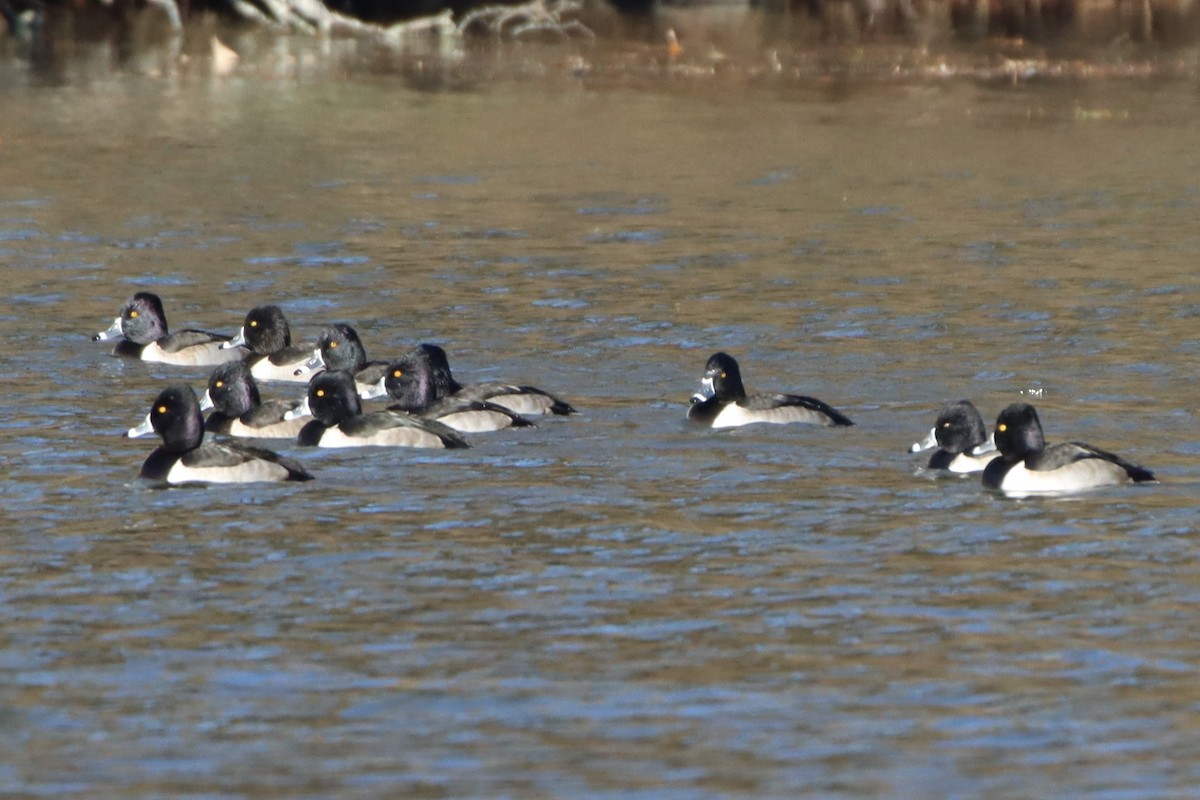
[{"x1": 457, "y1": 0, "x2": 592, "y2": 39}]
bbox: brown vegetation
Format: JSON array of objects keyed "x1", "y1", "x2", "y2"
[{"x1": 1, "y1": 0, "x2": 1198, "y2": 82}]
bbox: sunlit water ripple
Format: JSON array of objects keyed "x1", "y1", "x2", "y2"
[{"x1": 1, "y1": 64, "x2": 1199, "y2": 797}]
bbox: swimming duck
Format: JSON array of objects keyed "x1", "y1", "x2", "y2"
[
  {"x1": 93, "y1": 292, "x2": 247, "y2": 366},
  {"x1": 128, "y1": 384, "x2": 312, "y2": 484},
  {"x1": 414, "y1": 344, "x2": 576, "y2": 417},
  {"x1": 376, "y1": 354, "x2": 536, "y2": 433},
  {"x1": 293, "y1": 324, "x2": 389, "y2": 399},
  {"x1": 222, "y1": 305, "x2": 319, "y2": 383},
  {"x1": 981, "y1": 402, "x2": 1156, "y2": 494},
  {"x1": 910, "y1": 399, "x2": 996, "y2": 473},
  {"x1": 686, "y1": 351, "x2": 853, "y2": 429},
  {"x1": 199, "y1": 361, "x2": 309, "y2": 439},
  {"x1": 291, "y1": 370, "x2": 469, "y2": 449}
]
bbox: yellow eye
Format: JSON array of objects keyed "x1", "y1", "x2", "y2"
[
  {"x1": 329, "y1": 341, "x2": 338, "y2": 349},
  {"x1": 393, "y1": 369, "x2": 403, "y2": 378},
  {"x1": 157, "y1": 404, "x2": 167, "y2": 414},
  {"x1": 214, "y1": 381, "x2": 224, "y2": 389},
  {"x1": 998, "y1": 423, "x2": 1007, "y2": 432},
  {"x1": 720, "y1": 371, "x2": 727, "y2": 379},
  {"x1": 249, "y1": 320, "x2": 258, "y2": 327},
  {"x1": 129, "y1": 310, "x2": 139, "y2": 319},
  {"x1": 316, "y1": 389, "x2": 325, "y2": 398}
]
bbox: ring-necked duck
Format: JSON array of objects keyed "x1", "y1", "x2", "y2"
[
  {"x1": 293, "y1": 324, "x2": 389, "y2": 399},
  {"x1": 222, "y1": 305, "x2": 319, "y2": 383},
  {"x1": 910, "y1": 399, "x2": 996, "y2": 473},
  {"x1": 93, "y1": 292, "x2": 247, "y2": 366},
  {"x1": 375, "y1": 354, "x2": 536, "y2": 433},
  {"x1": 199, "y1": 361, "x2": 309, "y2": 439},
  {"x1": 686, "y1": 352, "x2": 853, "y2": 429},
  {"x1": 981, "y1": 402, "x2": 1156, "y2": 494},
  {"x1": 413, "y1": 344, "x2": 576, "y2": 417},
  {"x1": 291, "y1": 370, "x2": 469, "y2": 449},
  {"x1": 128, "y1": 384, "x2": 312, "y2": 484}
]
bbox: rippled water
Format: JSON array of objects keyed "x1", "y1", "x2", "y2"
[{"x1": 2, "y1": 43, "x2": 1200, "y2": 797}]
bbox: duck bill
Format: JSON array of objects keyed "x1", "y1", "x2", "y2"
[
  {"x1": 198, "y1": 390, "x2": 215, "y2": 412},
  {"x1": 971, "y1": 433, "x2": 997, "y2": 456},
  {"x1": 220, "y1": 327, "x2": 247, "y2": 350},
  {"x1": 692, "y1": 375, "x2": 716, "y2": 403},
  {"x1": 359, "y1": 378, "x2": 388, "y2": 401},
  {"x1": 93, "y1": 317, "x2": 123, "y2": 342},
  {"x1": 909, "y1": 427, "x2": 938, "y2": 453},
  {"x1": 294, "y1": 349, "x2": 324, "y2": 377},
  {"x1": 128, "y1": 413, "x2": 154, "y2": 438},
  {"x1": 282, "y1": 396, "x2": 312, "y2": 421}
]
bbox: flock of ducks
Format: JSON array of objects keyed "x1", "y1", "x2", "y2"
[
  {"x1": 683, "y1": 352, "x2": 1155, "y2": 494},
  {"x1": 95, "y1": 292, "x2": 576, "y2": 485},
  {"x1": 95, "y1": 291, "x2": 1158, "y2": 495},
  {"x1": 907, "y1": 398, "x2": 1155, "y2": 494}
]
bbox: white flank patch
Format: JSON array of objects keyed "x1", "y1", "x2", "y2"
[
  {"x1": 251, "y1": 358, "x2": 314, "y2": 383},
  {"x1": 948, "y1": 451, "x2": 996, "y2": 474},
  {"x1": 317, "y1": 425, "x2": 447, "y2": 448},
  {"x1": 141, "y1": 341, "x2": 242, "y2": 367},
  {"x1": 710, "y1": 403, "x2": 830, "y2": 429},
  {"x1": 166, "y1": 458, "x2": 290, "y2": 484},
  {"x1": 439, "y1": 410, "x2": 509, "y2": 433},
  {"x1": 229, "y1": 418, "x2": 306, "y2": 440},
  {"x1": 998, "y1": 458, "x2": 1129, "y2": 495}
]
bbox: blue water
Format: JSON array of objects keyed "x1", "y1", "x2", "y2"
[{"x1": 1, "y1": 53, "x2": 1199, "y2": 798}]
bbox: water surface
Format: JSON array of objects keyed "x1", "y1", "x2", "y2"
[{"x1": 2, "y1": 47, "x2": 1200, "y2": 797}]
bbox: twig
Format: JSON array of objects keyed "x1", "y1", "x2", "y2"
[{"x1": 457, "y1": 0, "x2": 593, "y2": 39}]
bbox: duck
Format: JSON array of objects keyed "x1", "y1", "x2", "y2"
[
  {"x1": 93, "y1": 292, "x2": 247, "y2": 366},
  {"x1": 128, "y1": 384, "x2": 312, "y2": 484},
  {"x1": 375, "y1": 354, "x2": 536, "y2": 433},
  {"x1": 199, "y1": 361, "x2": 309, "y2": 439},
  {"x1": 293, "y1": 324, "x2": 389, "y2": 399},
  {"x1": 290, "y1": 370, "x2": 469, "y2": 449},
  {"x1": 686, "y1": 351, "x2": 853, "y2": 429},
  {"x1": 910, "y1": 399, "x2": 996, "y2": 474},
  {"x1": 413, "y1": 344, "x2": 576, "y2": 416},
  {"x1": 222, "y1": 304, "x2": 319, "y2": 383},
  {"x1": 981, "y1": 402, "x2": 1156, "y2": 494}
]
